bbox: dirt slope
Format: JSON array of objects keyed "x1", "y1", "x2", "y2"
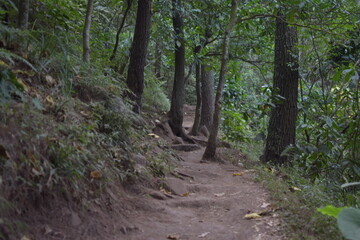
[{"x1": 15, "y1": 105, "x2": 284, "y2": 240}]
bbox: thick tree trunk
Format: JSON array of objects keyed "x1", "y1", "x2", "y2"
[
  {"x1": 18, "y1": 0, "x2": 29, "y2": 29},
  {"x1": 189, "y1": 63, "x2": 202, "y2": 135},
  {"x1": 110, "y1": 0, "x2": 132, "y2": 61},
  {"x1": 199, "y1": 64, "x2": 214, "y2": 130},
  {"x1": 126, "y1": 0, "x2": 152, "y2": 113},
  {"x1": 263, "y1": 12, "x2": 299, "y2": 165},
  {"x1": 202, "y1": 0, "x2": 238, "y2": 160},
  {"x1": 83, "y1": 0, "x2": 94, "y2": 63},
  {"x1": 168, "y1": 0, "x2": 190, "y2": 140}
]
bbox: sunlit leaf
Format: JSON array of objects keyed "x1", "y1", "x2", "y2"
[{"x1": 317, "y1": 205, "x2": 347, "y2": 218}]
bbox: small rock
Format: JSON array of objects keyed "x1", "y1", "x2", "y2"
[
  {"x1": 71, "y1": 212, "x2": 82, "y2": 227},
  {"x1": 163, "y1": 178, "x2": 188, "y2": 196}
]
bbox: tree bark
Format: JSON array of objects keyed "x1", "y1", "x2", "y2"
[
  {"x1": 202, "y1": 0, "x2": 238, "y2": 160},
  {"x1": 263, "y1": 11, "x2": 299, "y2": 165},
  {"x1": 110, "y1": 0, "x2": 133, "y2": 61},
  {"x1": 126, "y1": 0, "x2": 152, "y2": 113},
  {"x1": 18, "y1": 0, "x2": 29, "y2": 29},
  {"x1": 189, "y1": 63, "x2": 202, "y2": 135},
  {"x1": 83, "y1": 0, "x2": 94, "y2": 63},
  {"x1": 199, "y1": 64, "x2": 214, "y2": 130},
  {"x1": 168, "y1": 0, "x2": 190, "y2": 140}
]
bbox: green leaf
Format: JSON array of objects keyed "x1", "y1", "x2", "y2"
[
  {"x1": 325, "y1": 116, "x2": 332, "y2": 127},
  {"x1": 337, "y1": 208, "x2": 360, "y2": 240},
  {"x1": 317, "y1": 205, "x2": 347, "y2": 218}
]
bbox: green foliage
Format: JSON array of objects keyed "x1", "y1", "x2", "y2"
[
  {"x1": 338, "y1": 208, "x2": 360, "y2": 240},
  {"x1": 142, "y1": 75, "x2": 170, "y2": 112},
  {"x1": 317, "y1": 205, "x2": 347, "y2": 218}
]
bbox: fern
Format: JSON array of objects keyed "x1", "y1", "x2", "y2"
[{"x1": 0, "y1": 49, "x2": 37, "y2": 72}]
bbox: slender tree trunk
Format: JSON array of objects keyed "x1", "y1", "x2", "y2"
[
  {"x1": 263, "y1": 11, "x2": 299, "y2": 165},
  {"x1": 126, "y1": 0, "x2": 152, "y2": 113},
  {"x1": 200, "y1": 64, "x2": 214, "y2": 130},
  {"x1": 18, "y1": 0, "x2": 29, "y2": 29},
  {"x1": 154, "y1": 39, "x2": 162, "y2": 79},
  {"x1": 202, "y1": 0, "x2": 238, "y2": 160},
  {"x1": 110, "y1": 0, "x2": 133, "y2": 61},
  {"x1": 83, "y1": 0, "x2": 94, "y2": 63},
  {"x1": 189, "y1": 63, "x2": 202, "y2": 135},
  {"x1": 168, "y1": 0, "x2": 192, "y2": 141}
]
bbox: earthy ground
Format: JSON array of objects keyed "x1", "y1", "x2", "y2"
[
  {"x1": 117, "y1": 105, "x2": 284, "y2": 240},
  {"x1": 18, "y1": 105, "x2": 284, "y2": 240}
]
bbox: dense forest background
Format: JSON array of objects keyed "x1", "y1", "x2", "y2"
[{"x1": 0, "y1": 0, "x2": 360, "y2": 239}]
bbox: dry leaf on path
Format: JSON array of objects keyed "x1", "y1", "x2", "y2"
[
  {"x1": 214, "y1": 193, "x2": 225, "y2": 197},
  {"x1": 260, "y1": 202, "x2": 271, "y2": 208},
  {"x1": 233, "y1": 172, "x2": 244, "y2": 176},
  {"x1": 181, "y1": 192, "x2": 190, "y2": 197},
  {"x1": 45, "y1": 95, "x2": 55, "y2": 106},
  {"x1": 148, "y1": 133, "x2": 160, "y2": 138},
  {"x1": 244, "y1": 213, "x2": 262, "y2": 219},
  {"x1": 198, "y1": 232, "x2": 210, "y2": 238},
  {"x1": 289, "y1": 186, "x2": 301, "y2": 192},
  {"x1": 160, "y1": 187, "x2": 172, "y2": 195},
  {"x1": 90, "y1": 171, "x2": 102, "y2": 179},
  {"x1": 167, "y1": 234, "x2": 181, "y2": 239}
]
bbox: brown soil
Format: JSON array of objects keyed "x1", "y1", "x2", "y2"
[{"x1": 13, "y1": 105, "x2": 284, "y2": 240}]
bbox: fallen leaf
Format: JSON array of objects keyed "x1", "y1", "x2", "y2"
[
  {"x1": 181, "y1": 192, "x2": 190, "y2": 197},
  {"x1": 45, "y1": 75, "x2": 57, "y2": 86},
  {"x1": 21, "y1": 236, "x2": 31, "y2": 240},
  {"x1": 214, "y1": 193, "x2": 225, "y2": 197},
  {"x1": 233, "y1": 172, "x2": 244, "y2": 176},
  {"x1": 45, "y1": 95, "x2": 55, "y2": 106},
  {"x1": 148, "y1": 133, "x2": 160, "y2": 138},
  {"x1": 289, "y1": 186, "x2": 301, "y2": 192},
  {"x1": 260, "y1": 202, "x2": 271, "y2": 208},
  {"x1": 244, "y1": 213, "x2": 262, "y2": 219},
  {"x1": 155, "y1": 119, "x2": 161, "y2": 124},
  {"x1": 198, "y1": 232, "x2": 210, "y2": 238},
  {"x1": 80, "y1": 111, "x2": 89, "y2": 117},
  {"x1": 167, "y1": 234, "x2": 181, "y2": 239},
  {"x1": 160, "y1": 187, "x2": 172, "y2": 195},
  {"x1": 90, "y1": 171, "x2": 102, "y2": 179}
]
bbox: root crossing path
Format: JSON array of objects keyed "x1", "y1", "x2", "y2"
[{"x1": 122, "y1": 106, "x2": 284, "y2": 240}]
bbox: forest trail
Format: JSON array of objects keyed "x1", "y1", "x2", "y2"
[{"x1": 118, "y1": 105, "x2": 284, "y2": 240}]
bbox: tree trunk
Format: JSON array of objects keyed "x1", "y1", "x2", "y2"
[
  {"x1": 263, "y1": 12, "x2": 299, "y2": 165},
  {"x1": 199, "y1": 64, "x2": 214, "y2": 130},
  {"x1": 83, "y1": 0, "x2": 94, "y2": 63},
  {"x1": 154, "y1": 39, "x2": 162, "y2": 79},
  {"x1": 168, "y1": 0, "x2": 190, "y2": 140},
  {"x1": 189, "y1": 63, "x2": 201, "y2": 135},
  {"x1": 110, "y1": 0, "x2": 132, "y2": 61},
  {"x1": 126, "y1": 0, "x2": 152, "y2": 113},
  {"x1": 18, "y1": 0, "x2": 29, "y2": 29},
  {"x1": 202, "y1": 0, "x2": 238, "y2": 160}
]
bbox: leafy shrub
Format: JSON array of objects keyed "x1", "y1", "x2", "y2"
[{"x1": 142, "y1": 77, "x2": 170, "y2": 112}]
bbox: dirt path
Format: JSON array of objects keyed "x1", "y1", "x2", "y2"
[
  {"x1": 119, "y1": 105, "x2": 284, "y2": 240},
  {"x1": 26, "y1": 106, "x2": 284, "y2": 240}
]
